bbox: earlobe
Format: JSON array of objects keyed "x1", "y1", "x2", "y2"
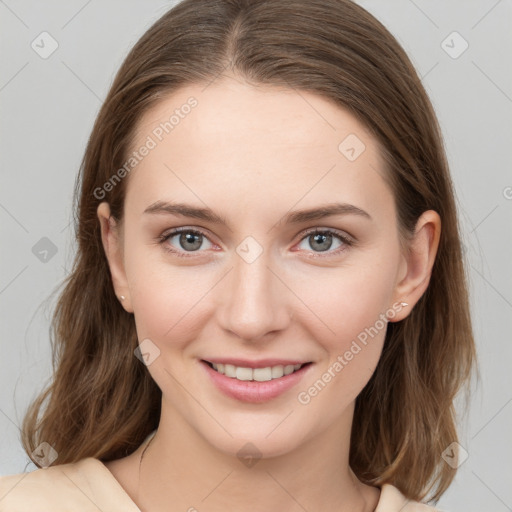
[
  {"x1": 97, "y1": 202, "x2": 133, "y2": 313},
  {"x1": 388, "y1": 210, "x2": 441, "y2": 322}
]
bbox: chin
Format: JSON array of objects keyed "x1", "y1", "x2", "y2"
[
  {"x1": 209, "y1": 431, "x2": 304, "y2": 462},
  {"x1": 193, "y1": 411, "x2": 315, "y2": 463}
]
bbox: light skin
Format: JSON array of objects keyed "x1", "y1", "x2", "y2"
[{"x1": 97, "y1": 75, "x2": 440, "y2": 512}]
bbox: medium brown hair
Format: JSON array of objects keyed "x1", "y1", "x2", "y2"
[{"x1": 21, "y1": 0, "x2": 475, "y2": 502}]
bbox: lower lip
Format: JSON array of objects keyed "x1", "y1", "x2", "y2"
[{"x1": 200, "y1": 361, "x2": 313, "y2": 403}]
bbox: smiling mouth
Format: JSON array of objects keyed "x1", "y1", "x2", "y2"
[{"x1": 202, "y1": 360, "x2": 312, "y2": 382}]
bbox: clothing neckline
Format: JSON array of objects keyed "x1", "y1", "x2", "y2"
[{"x1": 84, "y1": 457, "x2": 143, "y2": 511}]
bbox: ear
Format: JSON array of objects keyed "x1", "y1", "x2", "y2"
[
  {"x1": 388, "y1": 210, "x2": 441, "y2": 322},
  {"x1": 97, "y1": 202, "x2": 133, "y2": 313}
]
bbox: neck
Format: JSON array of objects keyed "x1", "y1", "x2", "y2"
[{"x1": 136, "y1": 402, "x2": 379, "y2": 512}]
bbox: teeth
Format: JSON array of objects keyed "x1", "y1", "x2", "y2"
[
  {"x1": 236, "y1": 367, "x2": 253, "y2": 381},
  {"x1": 271, "y1": 365, "x2": 284, "y2": 378},
  {"x1": 253, "y1": 367, "x2": 272, "y2": 382},
  {"x1": 224, "y1": 364, "x2": 236, "y2": 378},
  {"x1": 210, "y1": 362, "x2": 304, "y2": 381}
]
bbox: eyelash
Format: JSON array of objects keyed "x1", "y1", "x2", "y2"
[{"x1": 157, "y1": 227, "x2": 354, "y2": 259}]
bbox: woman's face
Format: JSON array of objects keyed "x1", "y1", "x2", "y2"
[{"x1": 100, "y1": 76, "x2": 417, "y2": 458}]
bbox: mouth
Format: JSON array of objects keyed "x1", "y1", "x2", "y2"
[
  {"x1": 202, "y1": 360, "x2": 312, "y2": 382},
  {"x1": 200, "y1": 358, "x2": 313, "y2": 402}
]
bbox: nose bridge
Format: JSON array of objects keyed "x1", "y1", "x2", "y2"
[{"x1": 219, "y1": 238, "x2": 288, "y2": 341}]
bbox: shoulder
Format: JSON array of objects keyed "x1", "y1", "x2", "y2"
[
  {"x1": 376, "y1": 484, "x2": 441, "y2": 511},
  {"x1": 0, "y1": 457, "x2": 138, "y2": 512}
]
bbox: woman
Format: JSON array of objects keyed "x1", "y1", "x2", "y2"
[{"x1": 0, "y1": 0, "x2": 475, "y2": 510}]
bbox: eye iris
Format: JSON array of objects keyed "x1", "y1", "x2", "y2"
[
  {"x1": 180, "y1": 232, "x2": 202, "y2": 251},
  {"x1": 310, "y1": 232, "x2": 332, "y2": 252}
]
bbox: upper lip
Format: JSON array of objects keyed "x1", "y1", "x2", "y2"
[{"x1": 202, "y1": 358, "x2": 311, "y2": 369}]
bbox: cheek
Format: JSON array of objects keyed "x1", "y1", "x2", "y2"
[
  {"x1": 295, "y1": 258, "x2": 397, "y2": 347},
  {"x1": 292, "y1": 254, "x2": 398, "y2": 401},
  {"x1": 123, "y1": 241, "x2": 212, "y2": 343},
  {"x1": 130, "y1": 271, "x2": 215, "y2": 345}
]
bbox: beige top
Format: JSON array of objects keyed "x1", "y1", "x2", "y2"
[{"x1": 0, "y1": 458, "x2": 439, "y2": 512}]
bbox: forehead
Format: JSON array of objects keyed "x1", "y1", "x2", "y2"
[
  {"x1": 134, "y1": 76, "x2": 378, "y2": 155},
  {"x1": 125, "y1": 76, "x2": 393, "y2": 221}
]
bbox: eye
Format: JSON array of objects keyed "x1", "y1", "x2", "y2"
[
  {"x1": 157, "y1": 227, "x2": 353, "y2": 258},
  {"x1": 158, "y1": 227, "x2": 214, "y2": 257},
  {"x1": 295, "y1": 229, "x2": 353, "y2": 256}
]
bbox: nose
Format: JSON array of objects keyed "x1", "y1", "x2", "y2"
[{"x1": 217, "y1": 247, "x2": 291, "y2": 342}]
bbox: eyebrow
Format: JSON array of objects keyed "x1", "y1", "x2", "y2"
[{"x1": 143, "y1": 200, "x2": 372, "y2": 228}]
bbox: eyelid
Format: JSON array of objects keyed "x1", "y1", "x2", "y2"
[
  {"x1": 157, "y1": 226, "x2": 218, "y2": 256},
  {"x1": 159, "y1": 225, "x2": 215, "y2": 241},
  {"x1": 298, "y1": 226, "x2": 355, "y2": 244}
]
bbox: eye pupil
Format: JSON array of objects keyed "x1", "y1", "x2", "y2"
[{"x1": 310, "y1": 233, "x2": 332, "y2": 252}]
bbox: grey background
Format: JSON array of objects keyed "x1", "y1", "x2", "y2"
[{"x1": 1, "y1": 1, "x2": 511, "y2": 510}]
